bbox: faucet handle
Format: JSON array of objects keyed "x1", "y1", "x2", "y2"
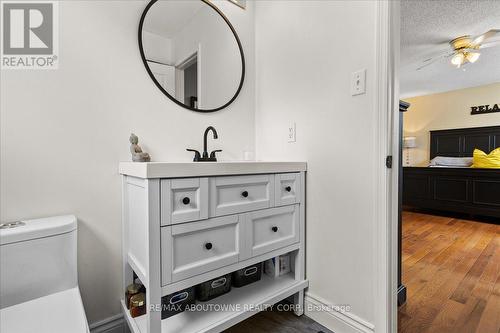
[
  {"x1": 187, "y1": 149, "x2": 201, "y2": 162},
  {"x1": 209, "y1": 150, "x2": 222, "y2": 161}
]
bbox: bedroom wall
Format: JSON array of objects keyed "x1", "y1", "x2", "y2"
[
  {"x1": 255, "y1": 1, "x2": 378, "y2": 331},
  {"x1": 0, "y1": 0, "x2": 255, "y2": 324},
  {"x1": 403, "y1": 82, "x2": 500, "y2": 166}
]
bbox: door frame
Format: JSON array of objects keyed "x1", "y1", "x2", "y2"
[
  {"x1": 374, "y1": 1, "x2": 400, "y2": 333},
  {"x1": 175, "y1": 44, "x2": 203, "y2": 108}
]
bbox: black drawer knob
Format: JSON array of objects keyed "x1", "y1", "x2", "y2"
[
  {"x1": 241, "y1": 191, "x2": 249, "y2": 198},
  {"x1": 285, "y1": 186, "x2": 292, "y2": 192},
  {"x1": 205, "y1": 242, "x2": 213, "y2": 250},
  {"x1": 272, "y1": 226, "x2": 279, "y2": 232},
  {"x1": 182, "y1": 197, "x2": 190, "y2": 205}
]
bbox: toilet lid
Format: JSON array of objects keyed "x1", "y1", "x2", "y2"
[{"x1": 0, "y1": 287, "x2": 89, "y2": 333}]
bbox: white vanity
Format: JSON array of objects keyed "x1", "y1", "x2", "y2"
[{"x1": 119, "y1": 162, "x2": 308, "y2": 333}]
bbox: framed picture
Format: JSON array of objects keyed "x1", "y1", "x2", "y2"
[{"x1": 227, "y1": 0, "x2": 246, "y2": 9}]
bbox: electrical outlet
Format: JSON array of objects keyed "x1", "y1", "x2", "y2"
[
  {"x1": 351, "y1": 69, "x2": 366, "y2": 96},
  {"x1": 288, "y1": 122, "x2": 296, "y2": 143}
]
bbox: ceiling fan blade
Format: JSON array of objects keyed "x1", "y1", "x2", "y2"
[
  {"x1": 480, "y1": 40, "x2": 500, "y2": 49},
  {"x1": 460, "y1": 48, "x2": 480, "y2": 53},
  {"x1": 416, "y1": 52, "x2": 454, "y2": 71},
  {"x1": 472, "y1": 29, "x2": 500, "y2": 45}
]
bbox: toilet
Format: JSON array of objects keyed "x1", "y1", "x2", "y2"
[{"x1": 0, "y1": 215, "x2": 89, "y2": 333}]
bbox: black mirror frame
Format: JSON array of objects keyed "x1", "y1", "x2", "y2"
[{"x1": 138, "y1": 0, "x2": 246, "y2": 113}]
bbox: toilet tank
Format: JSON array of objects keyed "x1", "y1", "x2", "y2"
[{"x1": 0, "y1": 215, "x2": 78, "y2": 309}]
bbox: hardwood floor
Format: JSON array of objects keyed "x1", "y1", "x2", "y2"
[{"x1": 399, "y1": 211, "x2": 500, "y2": 333}]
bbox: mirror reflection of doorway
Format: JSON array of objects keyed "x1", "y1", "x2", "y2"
[
  {"x1": 183, "y1": 60, "x2": 198, "y2": 108},
  {"x1": 176, "y1": 52, "x2": 199, "y2": 109}
]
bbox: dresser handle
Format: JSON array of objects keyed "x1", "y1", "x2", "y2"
[
  {"x1": 241, "y1": 191, "x2": 249, "y2": 198},
  {"x1": 272, "y1": 226, "x2": 279, "y2": 232},
  {"x1": 211, "y1": 277, "x2": 227, "y2": 289},
  {"x1": 182, "y1": 197, "x2": 190, "y2": 205},
  {"x1": 205, "y1": 242, "x2": 213, "y2": 250},
  {"x1": 285, "y1": 186, "x2": 292, "y2": 192},
  {"x1": 169, "y1": 292, "x2": 189, "y2": 305},
  {"x1": 244, "y1": 267, "x2": 258, "y2": 276}
]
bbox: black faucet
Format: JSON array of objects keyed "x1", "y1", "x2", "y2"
[{"x1": 187, "y1": 126, "x2": 222, "y2": 162}]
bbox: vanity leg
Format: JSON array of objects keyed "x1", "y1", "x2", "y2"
[
  {"x1": 293, "y1": 290, "x2": 304, "y2": 316},
  {"x1": 293, "y1": 172, "x2": 306, "y2": 317}
]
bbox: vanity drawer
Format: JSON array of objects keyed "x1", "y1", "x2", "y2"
[
  {"x1": 275, "y1": 173, "x2": 301, "y2": 206},
  {"x1": 161, "y1": 178, "x2": 208, "y2": 225},
  {"x1": 161, "y1": 215, "x2": 243, "y2": 284},
  {"x1": 246, "y1": 205, "x2": 299, "y2": 257},
  {"x1": 209, "y1": 175, "x2": 275, "y2": 217}
]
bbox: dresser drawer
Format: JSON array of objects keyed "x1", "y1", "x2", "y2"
[
  {"x1": 209, "y1": 175, "x2": 275, "y2": 217},
  {"x1": 246, "y1": 205, "x2": 299, "y2": 257},
  {"x1": 275, "y1": 173, "x2": 301, "y2": 206},
  {"x1": 161, "y1": 215, "x2": 243, "y2": 284},
  {"x1": 161, "y1": 178, "x2": 208, "y2": 225}
]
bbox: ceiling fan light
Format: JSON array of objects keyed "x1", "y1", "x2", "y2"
[
  {"x1": 466, "y1": 52, "x2": 480, "y2": 63},
  {"x1": 451, "y1": 53, "x2": 465, "y2": 66}
]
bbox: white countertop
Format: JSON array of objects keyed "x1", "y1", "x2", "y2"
[{"x1": 119, "y1": 161, "x2": 307, "y2": 178}]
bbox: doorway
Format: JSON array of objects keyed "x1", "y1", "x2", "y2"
[
  {"x1": 176, "y1": 52, "x2": 199, "y2": 109},
  {"x1": 396, "y1": 2, "x2": 500, "y2": 333}
]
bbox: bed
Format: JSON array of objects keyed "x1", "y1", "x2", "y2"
[{"x1": 403, "y1": 125, "x2": 500, "y2": 219}]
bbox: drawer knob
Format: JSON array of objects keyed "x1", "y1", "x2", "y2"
[
  {"x1": 285, "y1": 186, "x2": 292, "y2": 192},
  {"x1": 204, "y1": 242, "x2": 213, "y2": 250},
  {"x1": 272, "y1": 226, "x2": 279, "y2": 232},
  {"x1": 182, "y1": 197, "x2": 190, "y2": 205},
  {"x1": 241, "y1": 191, "x2": 249, "y2": 198}
]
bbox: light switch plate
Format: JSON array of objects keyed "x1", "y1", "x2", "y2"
[
  {"x1": 288, "y1": 122, "x2": 296, "y2": 143},
  {"x1": 351, "y1": 69, "x2": 366, "y2": 96}
]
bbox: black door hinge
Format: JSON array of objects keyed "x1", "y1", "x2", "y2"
[{"x1": 386, "y1": 156, "x2": 393, "y2": 168}]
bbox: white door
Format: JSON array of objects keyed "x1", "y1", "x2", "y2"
[{"x1": 147, "y1": 61, "x2": 175, "y2": 96}]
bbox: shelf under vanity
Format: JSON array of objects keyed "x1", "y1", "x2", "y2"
[
  {"x1": 120, "y1": 162, "x2": 307, "y2": 333},
  {"x1": 122, "y1": 273, "x2": 307, "y2": 333}
]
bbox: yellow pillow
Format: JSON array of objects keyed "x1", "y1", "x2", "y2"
[{"x1": 472, "y1": 148, "x2": 500, "y2": 168}]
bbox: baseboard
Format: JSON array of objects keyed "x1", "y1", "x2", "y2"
[
  {"x1": 89, "y1": 313, "x2": 125, "y2": 333},
  {"x1": 304, "y1": 293, "x2": 375, "y2": 333}
]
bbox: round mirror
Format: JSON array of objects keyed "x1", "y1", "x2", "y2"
[{"x1": 139, "y1": 0, "x2": 245, "y2": 112}]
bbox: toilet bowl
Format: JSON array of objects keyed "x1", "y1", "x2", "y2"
[{"x1": 0, "y1": 215, "x2": 89, "y2": 333}]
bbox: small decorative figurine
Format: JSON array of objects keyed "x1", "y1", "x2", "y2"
[{"x1": 129, "y1": 133, "x2": 151, "y2": 162}]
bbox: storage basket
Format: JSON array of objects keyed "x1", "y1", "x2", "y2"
[
  {"x1": 196, "y1": 274, "x2": 232, "y2": 302},
  {"x1": 161, "y1": 287, "x2": 196, "y2": 319},
  {"x1": 232, "y1": 263, "x2": 262, "y2": 287}
]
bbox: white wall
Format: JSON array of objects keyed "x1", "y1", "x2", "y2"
[
  {"x1": 142, "y1": 30, "x2": 173, "y2": 64},
  {"x1": 0, "y1": 0, "x2": 255, "y2": 324},
  {"x1": 255, "y1": 1, "x2": 378, "y2": 331},
  {"x1": 404, "y1": 82, "x2": 500, "y2": 166}
]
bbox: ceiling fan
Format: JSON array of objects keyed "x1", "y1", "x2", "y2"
[{"x1": 417, "y1": 29, "x2": 500, "y2": 70}]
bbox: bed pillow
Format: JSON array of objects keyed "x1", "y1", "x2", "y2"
[
  {"x1": 429, "y1": 156, "x2": 473, "y2": 167},
  {"x1": 472, "y1": 148, "x2": 500, "y2": 168}
]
